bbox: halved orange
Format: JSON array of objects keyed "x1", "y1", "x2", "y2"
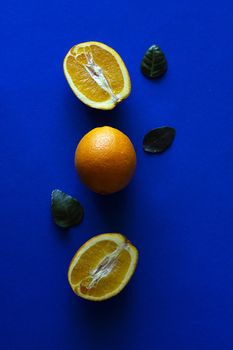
[
  {"x1": 68, "y1": 233, "x2": 138, "y2": 301},
  {"x1": 63, "y1": 42, "x2": 131, "y2": 110}
]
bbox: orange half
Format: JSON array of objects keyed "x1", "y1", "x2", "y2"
[
  {"x1": 63, "y1": 42, "x2": 131, "y2": 110},
  {"x1": 68, "y1": 233, "x2": 138, "y2": 301}
]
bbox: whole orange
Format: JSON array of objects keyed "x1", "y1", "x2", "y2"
[{"x1": 75, "y1": 126, "x2": 136, "y2": 194}]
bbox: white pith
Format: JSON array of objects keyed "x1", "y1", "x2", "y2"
[
  {"x1": 82, "y1": 47, "x2": 120, "y2": 103},
  {"x1": 88, "y1": 242, "x2": 127, "y2": 289}
]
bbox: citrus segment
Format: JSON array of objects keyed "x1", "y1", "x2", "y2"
[
  {"x1": 68, "y1": 234, "x2": 138, "y2": 301},
  {"x1": 70, "y1": 240, "x2": 118, "y2": 285},
  {"x1": 63, "y1": 42, "x2": 131, "y2": 110},
  {"x1": 90, "y1": 45, "x2": 124, "y2": 94}
]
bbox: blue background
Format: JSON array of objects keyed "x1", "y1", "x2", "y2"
[{"x1": 1, "y1": 0, "x2": 233, "y2": 349}]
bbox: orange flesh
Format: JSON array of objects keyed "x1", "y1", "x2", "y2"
[
  {"x1": 70, "y1": 240, "x2": 117, "y2": 285},
  {"x1": 66, "y1": 44, "x2": 125, "y2": 102},
  {"x1": 70, "y1": 240, "x2": 131, "y2": 298}
]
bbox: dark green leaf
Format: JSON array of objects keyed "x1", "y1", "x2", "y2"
[
  {"x1": 141, "y1": 45, "x2": 167, "y2": 79},
  {"x1": 51, "y1": 189, "x2": 84, "y2": 228},
  {"x1": 143, "y1": 127, "x2": 176, "y2": 154}
]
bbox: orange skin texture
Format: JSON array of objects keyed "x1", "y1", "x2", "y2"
[{"x1": 75, "y1": 126, "x2": 137, "y2": 194}]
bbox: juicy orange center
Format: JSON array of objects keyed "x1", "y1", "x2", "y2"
[
  {"x1": 66, "y1": 45, "x2": 124, "y2": 102},
  {"x1": 70, "y1": 240, "x2": 131, "y2": 297}
]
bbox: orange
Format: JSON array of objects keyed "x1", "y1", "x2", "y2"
[
  {"x1": 74, "y1": 126, "x2": 137, "y2": 194},
  {"x1": 68, "y1": 233, "x2": 138, "y2": 301},
  {"x1": 63, "y1": 41, "x2": 131, "y2": 110}
]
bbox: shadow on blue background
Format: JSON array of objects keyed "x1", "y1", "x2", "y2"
[
  {"x1": 70, "y1": 287, "x2": 134, "y2": 349},
  {"x1": 63, "y1": 88, "x2": 136, "y2": 134}
]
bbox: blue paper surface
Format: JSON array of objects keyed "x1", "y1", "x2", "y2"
[{"x1": 1, "y1": 0, "x2": 233, "y2": 349}]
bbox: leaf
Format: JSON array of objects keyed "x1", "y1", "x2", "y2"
[
  {"x1": 51, "y1": 189, "x2": 84, "y2": 228},
  {"x1": 141, "y1": 45, "x2": 167, "y2": 79},
  {"x1": 143, "y1": 127, "x2": 176, "y2": 154}
]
